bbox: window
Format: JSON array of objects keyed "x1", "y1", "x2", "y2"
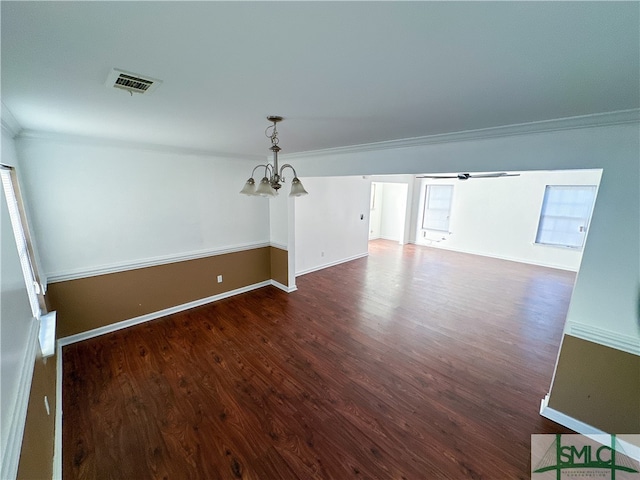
[
  {"x1": 535, "y1": 185, "x2": 597, "y2": 249},
  {"x1": 1, "y1": 165, "x2": 42, "y2": 318},
  {"x1": 422, "y1": 185, "x2": 453, "y2": 232}
]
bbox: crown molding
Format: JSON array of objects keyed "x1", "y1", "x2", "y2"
[
  {"x1": 16, "y1": 130, "x2": 265, "y2": 162},
  {"x1": 10, "y1": 109, "x2": 639, "y2": 161},
  {"x1": 284, "y1": 109, "x2": 640, "y2": 160},
  {"x1": 1, "y1": 103, "x2": 22, "y2": 138}
]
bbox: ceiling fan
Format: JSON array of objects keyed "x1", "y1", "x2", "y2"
[{"x1": 417, "y1": 172, "x2": 520, "y2": 180}]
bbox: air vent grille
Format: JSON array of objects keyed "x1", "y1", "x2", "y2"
[
  {"x1": 115, "y1": 73, "x2": 153, "y2": 92},
  {"x1": 105, "y1": 68, "x2": 162, "y2": 95}
]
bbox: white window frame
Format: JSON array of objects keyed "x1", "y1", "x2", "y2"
[
  {"x1": 1, "y1": 165, "x2": 43, "y2": 318},
  {"x1": 422, "y1": 184, "x2": 453, "y2": 232},
  {"x1": 535, "y1": 184, "x2": 597, "y2": 250}
]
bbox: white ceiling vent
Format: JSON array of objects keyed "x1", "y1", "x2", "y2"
[{"x1": 105, "y1": 68, "x2": 162, "y2": 95}]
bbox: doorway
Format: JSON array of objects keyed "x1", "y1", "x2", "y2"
[{"x1": 369, "y1": 182, "x2": 408, "y2": 244}]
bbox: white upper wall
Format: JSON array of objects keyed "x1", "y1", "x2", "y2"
[
  {"x1": 414, "y1": 169, "x2": 602, "y2": 271},
  {"x1": 15, "y1": 135, "x2": 271, "y2": 280},
  {"x1": 287, "y1": 121, "x2": 640, "y2": 350},
  {"x1": 295, "y1": 176, "x2": 371, "y2": 275},
  {"x1": 268, "y1": 187, "x2": 290, "y2": 249}
]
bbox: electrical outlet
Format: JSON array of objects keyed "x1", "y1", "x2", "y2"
[
  {"x1": 217, "y1": 275, "x2": 223, "y2": 283},
  {"x1": 321, "y1": 251, "x2": 325, "y2": 257}
]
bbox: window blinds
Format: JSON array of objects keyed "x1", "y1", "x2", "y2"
[{"x1": 1, "y1": 166, "x2": 41, "y2": 319}]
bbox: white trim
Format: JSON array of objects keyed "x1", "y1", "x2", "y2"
[
  {"x1": 565, "y1": 322, "x2": 640, "y2": 356},
  {"x1": 296, "y1": 252, "x2": 369, "y2": 277},
  {"x1": 540, "y1": 394, "x2": 607, "y2": 434},
  {"x1": 16, "y1": 130, "x2": 265, "y2": 162},
  {"x1": 284, "y1": 109, "x2": 640, "y2": 160},
  {"x1": 271, "y1": 279, "x2": 297, "y2": 293},
  {"x1": 378, "y1": 235, "x2": 402, "y2": 242},
  {"x1": 270, "y1": 242, "x2": 288, "y2": 251},
  {"x1": 539, "y1": 394, "x2": 640, "y2": 462},
  {"x1": 1, "y1": 319, "x2": 39, "y2": 480},
  {"x1": 617, "y1": 437, "x2": 640, "y2": 463},
  {"x1": 57, "y1": 281, "x2": 271, "y2": 346},
  {"x1": 47, "y1": 242, "x2": 270, "y2": 283}
]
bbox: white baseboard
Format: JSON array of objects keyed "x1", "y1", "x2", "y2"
[
  {"x1": 271, "y1": 280, "x2": 297, "y2": 293},
  {"x1": 540, "y1": 394, "x2": 606, "y2": 434},
  {"x1": 539, "y1": 394, "x2": 640, "y2": 461},
  {"x1": 1, "y1": 319, "x2": 39, "y2": 480},
  {"x1": 296, "y1": 252, "x2": 369, "y2": 277}
]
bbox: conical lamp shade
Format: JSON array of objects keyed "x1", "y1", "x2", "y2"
[
  {"x1": 256, "y1": 177, "x2": 276, "y2": 197},
  {"x1": 240, "y1": 178, "x2": 256, "y2": 195},
  {"x1": 289, "y1": 177, "x2": 308, "y2": 197}
]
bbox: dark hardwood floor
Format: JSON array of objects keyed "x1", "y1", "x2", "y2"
[{"x1": 63, "y1": 240, "x2": 574, "y2": 479}]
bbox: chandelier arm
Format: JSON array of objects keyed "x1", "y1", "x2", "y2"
[
  {"x1": 279, "y1": 164, "x2": 298, "y2": 179},
  {"x1": 266, "y1": 163, "x2": 276, "y2": 179},
  {"x1": 250, "y1": 164, "x2": 270, "y2": 178}
]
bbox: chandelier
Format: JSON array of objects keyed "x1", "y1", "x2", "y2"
[{"x1": 240, "y1": 116, "x2": 308, "y2": 197}]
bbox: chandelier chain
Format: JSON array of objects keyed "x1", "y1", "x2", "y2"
[{"x1": 265, "y1": 124, "x2": 279, "y2": 146}]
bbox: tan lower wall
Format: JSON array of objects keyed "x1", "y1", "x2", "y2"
[
  {"x1": 17, "y1": 246, "x2": 288, "y2": 475},
  {"x1": 17, "y1": 353, "x2": 56, "y2": 480},
  {"x1": 270, "y1": 246, "x2": 289, "y2": 287},
  {"x1": 548, "y1": 334, "x2": 640, "y2": 434},
  {"x1": 48, "y1": 247, "x2": 272, "y2": 338}
]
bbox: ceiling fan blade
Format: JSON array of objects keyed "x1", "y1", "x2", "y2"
[
  {"x1": 417, "y1": 172, "x2": 520, "y2": 180},
  {"x1": 417, "y1": 173, "x2": 472, "y2": 179},
  {"x1": 468, "y1": 172, "x2": 520, "y2": 178},
  {"x1": 416, "y1": 175, "x2": 460, "y2": 179}
]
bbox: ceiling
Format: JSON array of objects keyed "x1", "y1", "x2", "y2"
[{"x1": 2, "y1": 1, "x2": 638, "y2": 158}]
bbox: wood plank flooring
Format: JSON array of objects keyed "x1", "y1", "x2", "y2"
[{"x1": 63, "y1": 240, "x2": 574, "y2": 479}]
